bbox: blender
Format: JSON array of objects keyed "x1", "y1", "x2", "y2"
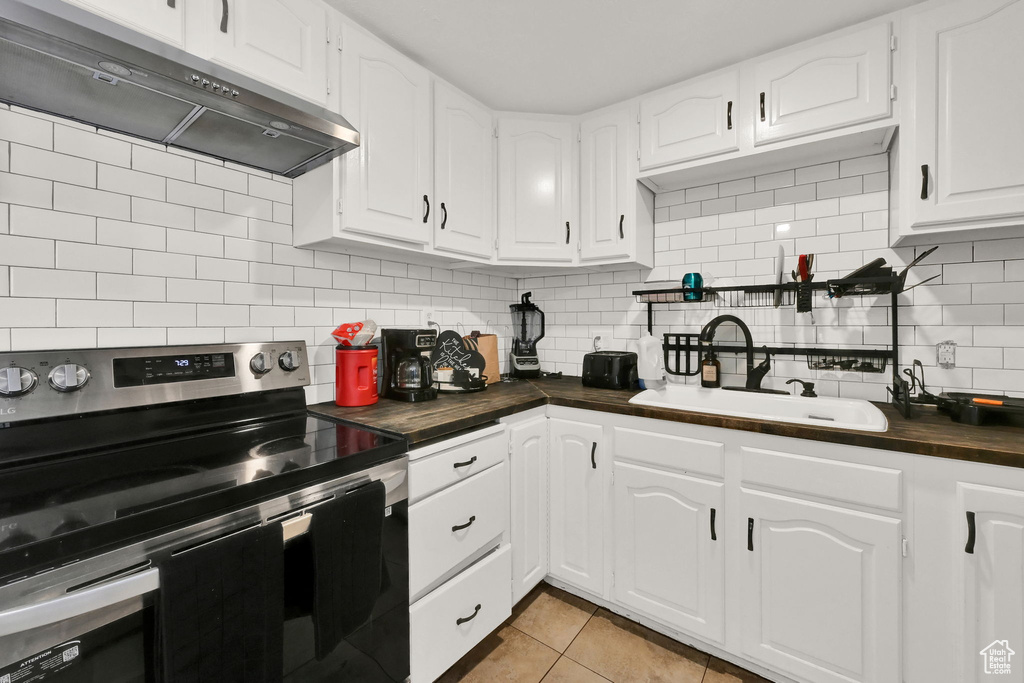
[{"x1": 509, "y1": 292, "x2": 545, "y2": 378}]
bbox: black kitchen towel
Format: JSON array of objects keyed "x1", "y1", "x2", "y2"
[
  {"x1": 310, "y1": 479, "x2": 386, "y2": 660},
  {"x1": 159, "y1": 522, "x2": 284, "y2": 683}
]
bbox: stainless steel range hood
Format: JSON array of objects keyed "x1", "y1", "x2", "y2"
[{"x1": 0, "y1": 0, "x2": 358, "y2": 178}]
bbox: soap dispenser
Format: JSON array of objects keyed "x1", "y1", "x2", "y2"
[{"x1": 701, "y1": 350, "x2": 721, "y2": 388}]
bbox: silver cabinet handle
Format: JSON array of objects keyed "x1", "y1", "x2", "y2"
[{"x1": 0, "y1": 568, "x2": 158, "y2": 637}]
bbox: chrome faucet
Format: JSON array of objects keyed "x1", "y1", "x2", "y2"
[{"x1": 698, "y1": 314, "x2": 772, "y2": 390}]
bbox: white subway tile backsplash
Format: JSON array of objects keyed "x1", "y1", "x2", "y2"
[
  {"x1": 736, "y1": 190, "x2": 774, "y2": 211},
  {"x1": 795, "y1": 161, "x2": 839, "y2": 185},
  {"x1": 225, "y1": 282, "x2": 273, "y2": 305},
  {"x1": 54, "y1": 125, "x2": 130, "y2": 167},
  {"x1": 0, "y1": 109, "x2": 52, "y2": 149},
  {"x1": 668, "y1": 202, "x2": 700, "y2": 221},
  {"x1": 195, "y1": 209, "x2": 248, "y2": 238},
  {"x1": 54, "y1": 183, "x2": 130, "y2": 220},
  {"x1": 11, "y1": 267, "x2": 95, "y2": 299},
  {"x1": 133, "y1": 146, "x2": 194, "y2": 182},
  {"x1": 197, "y1": 304, "x2": 249, "y2": 327},
  {"x1": 98, "y1": 327, "x2": 167, "y2": 347},
  {"x1": 0, "y1": 234, "x2": 54, "y2": 267},
  {"x1": 11, "y1": 206, "x2": 95, "y2": 243},
  {"x1": 685, "y1": 184, "x2": 718, "y2": 202},
  {"x1": 250, "y1": 262, "x2": 293, "y2": 286},
  {"x1": 945, "y1": 262, "x2": 1003, "y2": 284},
  {"x1": 96, "y1": 219, "x2": 166, "y2": 251},
  {"x1": 248, "y1": 176, "x2": 291, "y2": 204},
  {"x1": 167, "y1": 229, "x2": 223, "y2": 258},
  {"x1": 97, "y1": 274, "x2": 165, "y2": 302},
  {"x1": 839, "y1": 191, "x2": 886, "y2": 214},
  {"x1": 56, "y1": 242, "x2": 132, "y2": 274},
  {"x1": 133, "y1": 250, "x2": 196, "y2": 279},
  {"x1": 12, "y1": 327, "x2": 95, "y2": 350},
  {"x1": 248, "y1": 218, "x2": 290, "y2": 244},
  {"x1": 225, "y1": 191, "x2": 273, "y2": 220},
  {"x1": 131, "y1": 197, "x2": 194, "y2": 230},
  {"x1": 167, "y1": 179, "x2": 223, "y2": 212},
  {"x1": 167, "y1": 278, "x2": 224, "y2": 304},
  {"x1": 0, "y1": 172, "x2": 52, "y2": 209},
  {"x1": 97, "y1": 164, "x2": 165, "y2": 201},
  {"x1": 817, "y1": 176, "x2": 862, "y2": 199},
  {"x1": 196, "y1": 163, "x2": 248, "y2": 194},
  {"x1": 197, "y1": 257, "x2": 248, "y2": 283},
  {"x1": 134, "y1": 302, "x2": 196, "y2": 327},
  {"x1": 11, "y1": 145, "x2": 96, "y2": 187},
  {"x1": 0, "y1": 297, "x2": 55, "y2": 327},
  {"x1": 57, "y1": 299, "x2": 132, "y2": 327},
  {"x1": 839, "y1": 154, "x2": 887, "y2": 178},
  {"x1": 755, "y1": 170, "x2": 794, "y2": 191}
]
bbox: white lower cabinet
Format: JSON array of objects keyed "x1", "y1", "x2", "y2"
[
  {"x1": 957, "y1": 481, "x2": 1024, "y2": 683},
  {"x1": 548, "y1": 417, "x2": 605, "y2": 595},
  {"x1": 738, "y1": 489, "x2": 902, "y2": 683},
  {"x1": 612, "y1": 461, "x2": 725, "y2": 643},
  {"x1": 410, "y1": 545, "x2": 512, "y2": 683},
  {"x1": 407, "y1": 427, "x2": 511, "y2": 682},
  {"x1": 508, "y1": 414, "x2": 549, "y2": 603}
]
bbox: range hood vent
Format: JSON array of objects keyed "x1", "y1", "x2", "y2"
[{"x1": 0, "y1": 0, "x2": 358, "y2": 178}]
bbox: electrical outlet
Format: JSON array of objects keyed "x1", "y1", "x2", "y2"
[{"x1": 936, "y1": 340, "x2": 956, "y2": 369}]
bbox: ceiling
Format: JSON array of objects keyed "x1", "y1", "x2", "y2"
[{"x1": 326, "y1": 0, "x2": 922, "y2": 115}]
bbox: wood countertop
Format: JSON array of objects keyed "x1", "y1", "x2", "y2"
[{"x1": 308, "y1": 378, "x2": 1024, "y2": 468}]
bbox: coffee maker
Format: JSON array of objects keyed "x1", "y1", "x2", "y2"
[
  {"x1": 509, "y1": 292, "x2": 545, "y2": 378},
  {"x1": 382, "y1": 328, "x2": 438, "y2": 402}
]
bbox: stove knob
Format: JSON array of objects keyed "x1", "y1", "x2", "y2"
[
  {"x1": 0, "y1": 367, "x2": 37, "y2": 397},
  {"x1": 250, "y1": 352, "x2": 273, "y2": 375},
  {"x1": 48, "y1": 364, "x2": 90, "y2": 392},
  {"x1": 278, "y1": 351, "x2": 300, "y2": 372}
]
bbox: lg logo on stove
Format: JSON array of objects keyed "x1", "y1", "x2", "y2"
[{"x1": 0, "y1": 407, "x2": 14, "y2": 415}]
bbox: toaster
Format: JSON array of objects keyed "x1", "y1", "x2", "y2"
[{"x1": 582, "y1": 351, "x2": 638, "y2": 390}]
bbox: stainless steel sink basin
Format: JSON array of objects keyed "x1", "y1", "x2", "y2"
[{"x1": 629, "y1": 384, "x2": 888, "y2": 432}]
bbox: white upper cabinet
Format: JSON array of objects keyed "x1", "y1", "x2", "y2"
[
  {"x1": 579, "y1": 105, "x2": 632, "y2": 263},
  {"x1": 497, "y1": 117, "x2": 577, "y2": 263},
  {"x1": 192, "y1": 0, "x2": 329, "y2": 105},
  {"x1": 753, "y1": 22, "x2": 892, "y2": 145},
  {"x1": 548, "y1": 417, "x2": 604, "y2": 595},
  {"x1": 895, "y1": 0, "x2": 1024, "y2": 244},
  {"x1": 639, "y1": 70, "x2": 740, "y2": 171},
  {"x1": 433, "y1": 81, "x2": 494, "y2": 259},
  {"x1": 338, "y1": 24, "x2": 432, "y2": 245},
  {"x1": 64, "y1": 0, "x2": 187, "y2": 47},
  {"x1": 739, "y1": 490, "x2": 902, "y2": 683},
  {"x1": 956, "y1": 482, "x2": 1024, "y2": 683}
]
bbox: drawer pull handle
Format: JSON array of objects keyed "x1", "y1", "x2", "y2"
[
  {"x1": 965, "y1": 510, "x2": 976, "y2": 554},
  {"x1": 452, "y1": 516, "x2": 476, "y2": 533},
  {"x1": 727, "y1": 100, "x2": 733, "y2": 130},
  {"x1": 456, "y1": 604, "x2": 481, "y2": 625},
  {"x1": 565, "y1": 221, "x2": 570, "y2": 244},
  {"x1": 619, "y1": 214, "x2": 624, "y2": 239},
  {"x1": 219, "y1": 0, "x2": 228, "y2": 32},
  {"x1": 423, "y1": 195, "x2": 430, "y2": 223},
  {"x1": 440, "y1": 202, "x2": 448, "y2": 229},
  {"x1": 710, "y1": 507, "x2": 717, "y2": 541},
  {"x1": 759, "y1": 92, "x2": 765, "y2": 122},
  {"x1": 453, "y1": 456, "x2": 477, "y2": 469},
  {"x1": 747, "y1": 517, "x2": 754, "y2": 551},
  {"x1": 590, "y1": 441, "x2": 597, "y2": 469},
  {"x1": 920, "y1": 164, "x2": 929, "y2": 200}
]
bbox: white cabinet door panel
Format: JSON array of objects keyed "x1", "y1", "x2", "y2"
[
  {"x1": 740, "y1": 489, "x2": 901, "y2": 683},
  {"x1": 754, "y1": 22, "x2": 891, "y2": 145},
  {"x1": 905, "y1": 0, "x2": 1024, "y2": 228},
  {"x1": 580, "y1": 106, "x2": 631, "y2": 262},
  {"x1": 497, "y1": 118, "x2": 575, "y2": 262},
  {"x1": 639, "y1": 70, "x2": 739, "y2": 170},
  {"x1": 957, "y1": 482, "x2": 1024, "y2": 683},
  {"x1": 613, "y1": 462, "x2": 724, "y2": 643},
  {"x1": 65, "y1": 0, "x2": 186, "y2": 47},
  {"x1": 434, "y1": 82, "x2": 494, "y2": 259},
  {"x1": 548, "y1": 418, "x2": 603, "y2": 594},
  {"x1": 199, "y1": 0, "x2": 328, "y2": 105},
  {"x1": 510, "y1": 416, "x2": 549, "y2": 603},
  {"x1": 339, "y1": 26, "x2": 431, "y2": 245}
]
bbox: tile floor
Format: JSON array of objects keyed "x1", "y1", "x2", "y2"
[{"x1": 438, "y1": 583, "x2": 772, "y2": 683}]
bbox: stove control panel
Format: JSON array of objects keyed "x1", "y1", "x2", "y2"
[
  {"x1": 0, "y1": 341, "x2": 309, "y2": 424},
  {"x1": 0, "y1": 367, "x2": 37, "y2": 397}
]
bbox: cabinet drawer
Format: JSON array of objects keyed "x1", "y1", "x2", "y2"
[
  {"x1": 410, "y1": 545, "x2": 512, "y2": 683},
  {"x1": 612, "y1": 426, "x2": 724, "y2": 478},
  {"x1": 409, "y1": 462, "x2": 509, "y2": 599},
  {"x1": 409, "y1": 429, "x2": 507, "y2": 503}
]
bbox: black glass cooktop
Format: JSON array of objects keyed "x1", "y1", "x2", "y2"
[{"x1": 0, "y1": 391, "x2": 405, "y2": 583}]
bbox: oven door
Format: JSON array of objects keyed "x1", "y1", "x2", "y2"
[{"x1": 0, "y1": 568, "x2": 158, "y2": 682}]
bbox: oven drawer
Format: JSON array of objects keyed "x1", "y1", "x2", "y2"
[
  {"x1": 408, "y1": 427, "x2": 507, "y2": 503},
  {"x1": 410, "y1": 544, "x2": 512, "y2": 683},
  {"x1": 409, "y1": 461, "x2": 509, "y2": 599}
]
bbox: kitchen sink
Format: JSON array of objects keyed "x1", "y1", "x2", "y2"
[{"x1": 628, "y1": 384, "x2": 888, "y2": 432}]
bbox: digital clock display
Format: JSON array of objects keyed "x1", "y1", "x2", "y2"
[{"x1": 113, "y1": 353, "x2": 234, "y2": 387}]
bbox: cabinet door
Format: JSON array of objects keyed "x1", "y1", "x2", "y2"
[
  {"x1": 903, "y1": 0, "x2": 1024, "y2": 229},
  {"x1": 509, "y1": 417, "x2": 549, "y2": 603},
  {"x1": 197, "y1": 0, "x2": 328, "y2": 105},
  {"x1": 64, "y1": 0, "x2": 186, "y2": 47},
  {"x1": 957, "y1": 482, "x2": 1024, "y2": 683},
  {"x1": 339, "y1": 25, "x2": 432, "y2": 245},
  {"x1": 639, "y1": 70, "x2": 739, "y2": 171},
  {"x1": 580, "y1": 106, "x2": 631, "y2": 262},
  {"x1": 497, "y1": 118, "x2": 576, "y2": 262},
  {"x1": 548, "y1": 418, "x2": 603, "y2": 594},
  {"x1": 612, "y1": 462, "x2": 724, "y2": 643},
  {"x1": 433, "y1": 82, "x2": 494, "y2": 259},
  {"x1": 754, "y1": 22, "x2": 891, "y2": 145},
  {"x1": 739, "y1": 490, "x2": 901, "y2": 683}
]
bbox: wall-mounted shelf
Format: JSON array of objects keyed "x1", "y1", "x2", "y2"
[{"x1": 634, "y1": 274, "x2": 915, "y2": 417}]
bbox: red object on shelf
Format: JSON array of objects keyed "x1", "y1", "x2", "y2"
[{"x1": 335, "y1": 345, "x2": 379, "y2": 407}]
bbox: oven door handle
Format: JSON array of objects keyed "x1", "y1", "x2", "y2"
[{"x1": 0, "y1": 568, "x2": 159, "y2": 637}]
